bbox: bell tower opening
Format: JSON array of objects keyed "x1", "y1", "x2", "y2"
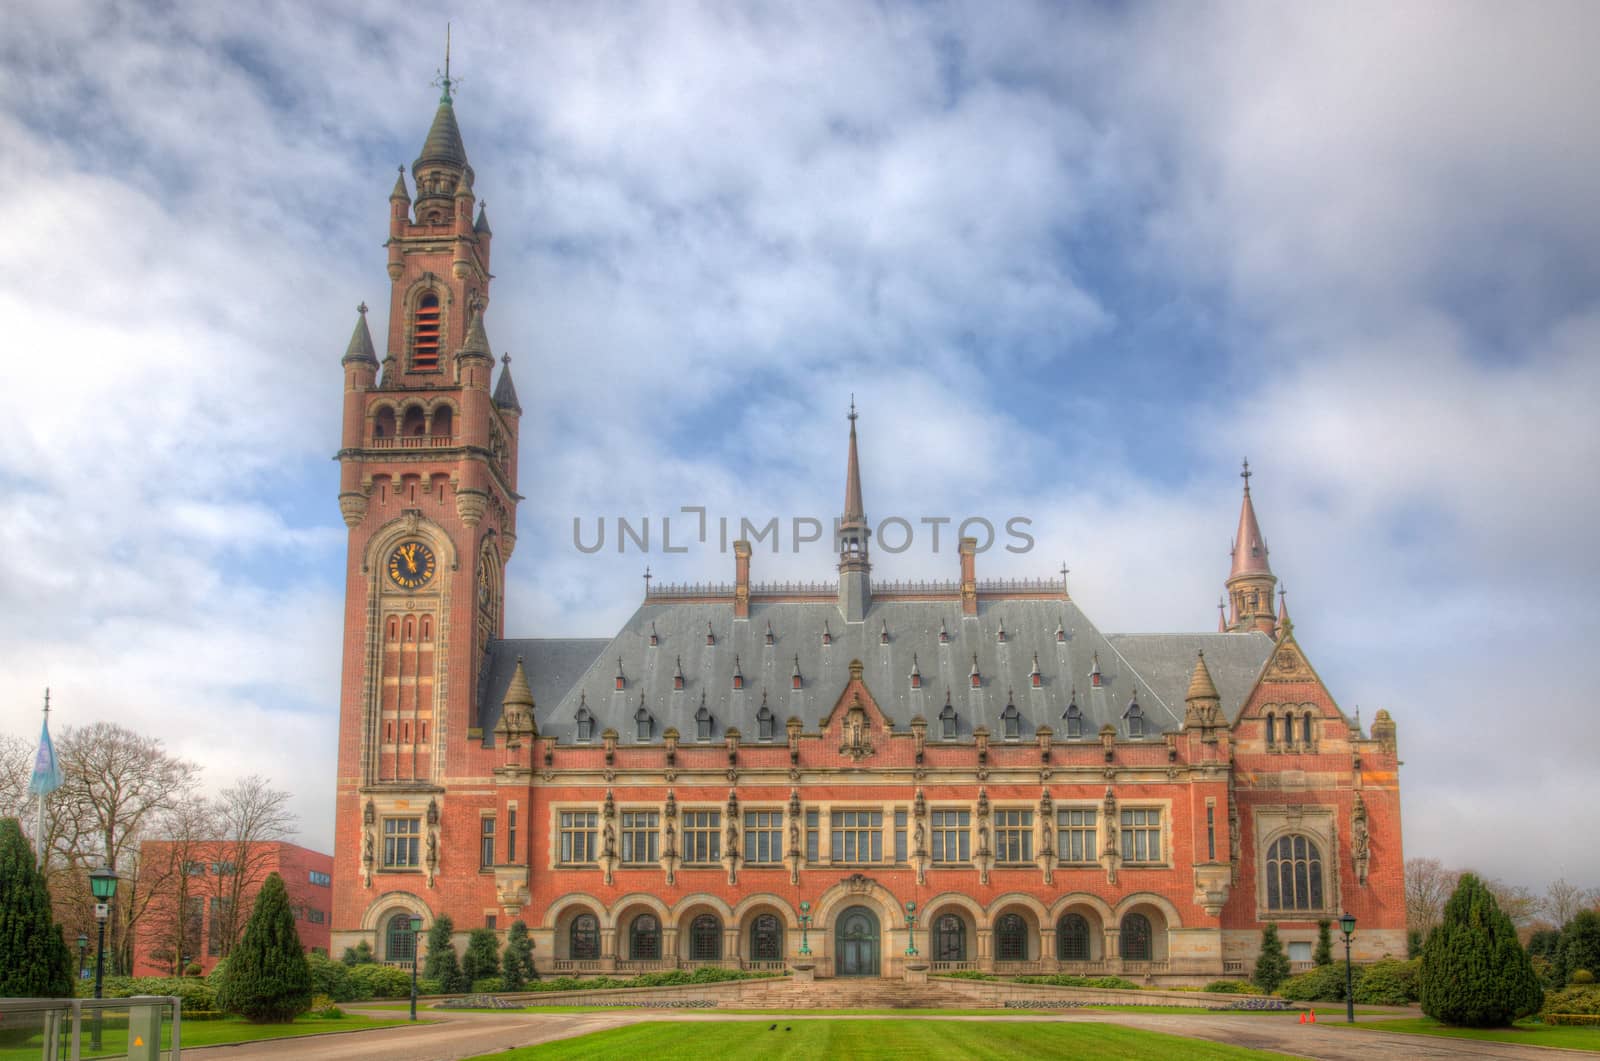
[{"x1": 414, "y1": 293, "x2": 441, "y2": 370}]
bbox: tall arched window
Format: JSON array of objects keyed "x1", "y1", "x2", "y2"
[
  {"x1": 939, "y1": 699, "x2": 958, "y2": 740},
  {"x1": 1001, "y1": 701, "x2": 1021, "y2": 740},
  {"x1": 1120, "y1": 913, "x2": 1152, "y2": 961},
  {"x1": 570, "y1": 913, "x2": 599, "y2": 960},
  {"x1": 750, "y1": 914, "x2": 782, "y2": 961},
  {"x1": 934, "y1": 914, "x2": 965, "y2": 962},
  {"x1": 1265, "y1": 713, "x2": 1277, "y2": 745},
  {"x1": 1302, "y1": 713, "x2": 1314, "y2": 746},
  {"x1": 1057, "y1": 913, "x2": 1090, "y2": 962},
  {"x1": 995, "y1": 913, "x2": 1027, "y2": 961},
  {"x1": 629, "y1": 914, "x2": 660, "y2": 960},
  {"x1": 413, "y1": 293, "x2": 441, "y2": 370},
  {"x1": 385, "y1": 912, "x2": 417, "y2": 963},
  {"x1": 689, "y1": 914, "x2": 722, "y2": 960},
  {"x1": 1266, "y1": 834, "x2": 1325, "y2": 910}
]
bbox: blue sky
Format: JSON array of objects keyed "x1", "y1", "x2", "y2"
[{"x1": 3, "y1": 1, "x2": 1597, "y2": 891}]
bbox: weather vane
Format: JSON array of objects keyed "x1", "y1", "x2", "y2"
[{"x1": 432, "y1": 23, "x2": 461, "y2": 101}]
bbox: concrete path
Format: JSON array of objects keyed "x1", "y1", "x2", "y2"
[{"x1": 179, "y1": 1007, "x2": 1579, "y2": 1061}]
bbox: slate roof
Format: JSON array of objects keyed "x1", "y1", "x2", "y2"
[{"x1": 479, "y1": 597, "x2": 1275, "y2": 747}]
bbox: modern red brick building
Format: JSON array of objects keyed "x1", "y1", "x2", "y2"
[
  {"x1": 132, "y1": 841, "x2": 333, "y2": 976},
  {"x1": 330, "y1": 78, "x2": 1406, "y2": 982}
]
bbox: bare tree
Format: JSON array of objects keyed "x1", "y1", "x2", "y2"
[
  {"x1": 1405, "y1": 857, "x2": 1460, "y2": 936},
  {"x1": 139, "y1": 795, "x2": 220, "y2": 974},
  {"x1": 204, "y1": 776, "x2": 297, "y2": 958},
  {"x1": 1542, "y1": 878, "x2": 1600, "y2": 928},
  {"x1": 0, "y1": 733, "x2": 31, "y2": 820},
  {"x1": 1485, "y1": 878, "x2": 1541, "y2": 935},
  {"x1": 55, "y1": 722, "x2": 199, "y2": 973}
]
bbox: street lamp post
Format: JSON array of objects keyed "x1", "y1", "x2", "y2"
[
  {"x1": 1339, "y1": 912, "x2": 1357, "y2": 1024},
  {"x1": 904, "y1": 901, "x2": 919, "y2": 958},
  {"x1": 76, "y1": 934, "x2": 88, "y2": 981},
  {"x1": 409, "y1": 916, "x2": 424, "y2": 1021},
  {"x1": 88, "y1": 866, "x2": 120, "y2": 1051},
  {"x1": 797, "y1": 901, "x2": 812, "y2": 958}
]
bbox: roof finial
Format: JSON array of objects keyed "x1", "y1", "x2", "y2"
[
  {"x1": 434, "y1": 23, "x2": 456, "y2": 102},
  {"x1": 357, "y1": 302, "x2": 368, "y2": 316},
  {"x1": 643, "y1": 565, "x2": 652, "y2": 594},
  {"x1": 1240, "y1": 458, "x2": 1252, "y2": 493},
  {"x1": 848, "y1": 394, "x2": 857, "y2": 422},
  {"x1": 42, "y1": 687, "x2": 50, "y2": 717}
]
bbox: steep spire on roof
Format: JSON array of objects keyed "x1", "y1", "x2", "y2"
[
  {"x1": 474, "y1": 201, "x2": 492, "y2": 235},
  {"x1": 411, "y1": 31, "x2": 475, "y2": 223},
  {"x1": 1224, "y1": 459, "x2": 1279, "y2": 637},
  {"x1": 1186, "y1": 651, "x2": 1220, "y2": 703},
  {"x1": 838, "y1": 396, "x2": 871, "y2": 622},
  {"x1": 494, "y1": 353, "x2": 522, "y2": 413},
  {"x1": 341, "y1": 302, "x2": 379, "y2": 366},
  {"x1": 390, "y1": 166, "x2": 410, "y2": 203},
  {"x1": 457, "y1": 305, "x2": 492, "y2": 363},
  {"x1": 504, "y1": 655, "x2": 535, "y2": 709}
]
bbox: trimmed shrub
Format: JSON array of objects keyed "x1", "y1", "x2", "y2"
[
  {"x1": 1557, "y1": 912, "x2": 1600, "y2": 987},
  {"x1": 470, "y1": 976, "x2": 504, "y2": 993},
  {"x1": 215, "y1": 873, "x2": 313, "y2": 1022},
  {"x1": 206, "y1": 959, "x2": 230, "y2": 985},
  {"x1": 346, "y1": 962, "x2": 412, "y2": 999},
  {"x1": 1352, "y1": 958, "x2": 1420, "y2": 1005},
  {"x1": 501, "y1": 920, "x2": 535, "y2": 991},
  {"x1": 1542, "y1": 986, "x2": 1600, "y2": 1016},
  {"x1": 341, "y1": 940, "x2": 375, "y2": 966},
  {"x1": 0, "y1": 817, "x2": 74, "y2": 1001},
  {"x1": 1573, "y1": 969, "x2": 1597, "y2": 985},
  {"x1": 1253, "y1": 923, "x2": 1291, "y2": 993},
  {"x1": 1203, "y1": 980, "x2": 1263, "y2": 995},
  {"x1": 461, "y1": 928, "x2": 501, "y2": 985},
  {"x1": 1544, "y1": 1013, "x2": 1600, "y2": 1026},
  {"x1": 423, "y1": 916, "x2": 466, "y2": 993},
  {"x1": 418, "y1": 978, "x2": 443, "y2": 995},
  {"x1": 1314, "y1": 920, "x2": 1334, "y2": 967},
  {"x1": 1279, "y1": 963, "x2": 1364, "y2": 1002},
  {"x1": 306, "y1": 951, "x2": 355, "y2": 1002},
  {"x1": 1419, "y1": 872, "x2": 1544, "y2": 1027}
]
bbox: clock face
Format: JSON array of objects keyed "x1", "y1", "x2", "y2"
[{"x1": 387, "y1": 541, "x2": 437, "y2": 589}]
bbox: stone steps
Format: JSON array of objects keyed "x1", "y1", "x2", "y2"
[{"x1": 732, "y1": 977, "x2": 989, "y2": 1009}]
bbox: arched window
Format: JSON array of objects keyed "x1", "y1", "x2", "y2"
[
  {"x1": 689, "y1": 914, "x2": 722, "y2": 961},
  {"x1": 695, "y1": 704, "x2": 713, "y2": 742},
  {"x1": 756, "y1": 701, "x2": 775, "y2": 741},
  {"x1": 575, "y1": 706, "x2": 594, "y2": 743},
  {"x1": 385, "y1": 912, "x2": 417, "y2": 963},
  {"x1": 374, "y1": 406, "x2": 396, "y2": 439},
  {"x1": 1119, "y1": 913, "x2": 1152, "y2": 961},
  {"x1": 401, "y1": 405, "x2": 426, "y2": 437},
  {"x1": 750, "y1": 914, "x2": 782, "y2": 961},
  {"x1": 570, "y1": 913, "x2": 599, "y2": 960},
  {"x1": 635, "y1": 705, "x2": 654, "y2": 742},
  {"x1": 1266, "y1": 834, "x2": 1325, "y2": 911},
  {"x1": 430, "y1": 405, "x2": 453, "y2": 439},
  {"x1": 629, "y1": 914, "x2": 660, "y2": 960},
  {"x1": 413, "y1": 293, "x2": 441, "y2": 370},
  {"x1": 1302, "y1": 713, "x2": 1314, "y2": 746},
  {"x1": 934, "y1": 914, "x2": 965, "y2": 962},
  {"x1": 939, "y1": 699, "x2": 958, "y2": 740},
  {"x1": 1125, "y1": 701, "x2": 1144, "y2": 738},
  {"x1": 995, "y1": 913, "x2": 1028, "y2": 961},
  {"x1": 1057, "y1": 913, "x2": 1090, "y2": 962},
  {"x1": 1064, "y1": 700, "x2": 1082, "y2": 739},
  {"x1": 1001, "y1": 701, "x2": 1020, "y2": 741},
  {"x1": 1265, "y1": 713, "x2": 1277, "y2": 745}
]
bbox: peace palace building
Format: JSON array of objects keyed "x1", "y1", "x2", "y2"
[{"x1": 330, "y1": 79, "x2": 1406, "y2": 983}]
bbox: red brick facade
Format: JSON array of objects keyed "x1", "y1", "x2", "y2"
[{"x1": 329, "y1": 87, "x2": 1405, "y2": 982}]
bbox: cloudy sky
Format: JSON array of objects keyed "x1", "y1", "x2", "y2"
[{"x1": 3, "y1": 2, "x2": 1597, "y2": 891}]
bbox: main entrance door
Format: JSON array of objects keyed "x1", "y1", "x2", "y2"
[{"x1": 836, "y1": 906, "x2": 880, "y2": 977}]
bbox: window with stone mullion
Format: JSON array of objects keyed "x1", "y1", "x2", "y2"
[
  {"x1": 994, "y1": 809, "x2": 1034, "y2": 863},
  {"x1": 621, "y1": 810, "x2": 659, "y2": 864},
  {"x1": 830, "y1": 809, "x2": 883, "y2": 864},
  {"x1": 683, "y1": 809, "x2": 721, "y2": 863},
  {"x1": 1057, "y1": 808, "x2": 1097, "y2": 863},
  {"x1": 930, "y1": 809, "x2": 971, "y2": 863},
  {"x1": 743, "y1": 810, "x2": 782, "y2": 864},
  {"x1": 1119, "y1": 808, "x2": 1161, "y2": 864},
  {"x1": 559, "y1": 810, "x2": 599, "y2": 864}
]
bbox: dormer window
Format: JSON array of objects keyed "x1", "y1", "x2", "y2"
[
  {"x1": 673, "y1": 656, "x2": 684, "y2": 691},
  {"x1": 1125, "y1": 698, "x2": 1144, "y2": 739},
  {"x1": 413, "y1": 293, "x2": 441, "y2": 370},
  {"x1": 635, "y1": 705, "x2": 654, "y2": 742},
  {"x1": 969, "y1": 655, "x2": 981, "y2": 688},
  {"x1": 880, "y1": 620, "x2": 890, "y2": 645},
  {"x1": 792, "y1": 656, "x2": 803, "y2": 690},
  {"x1": 756, "y1": 697, "x2": 775, "y2": 741},
  {"x1": 706, "y1": 622, "x2": 715, "y2": 646},
  {"x1": 939, "y1": 620, "x2": 949, "y2": 644},
  {"x1": 1029, "y1": 653, "x2": 1042, "y2": 688},
  {"x1": 615, "y1": 657, "x2": 626, "y2": 691},
  {"x1": 822, "y1": 622, "x2": 832, "y2": 647},
  {"x1": 648, "y1": 622, "x2": 658, "y2": 647},
  {"x1": 939, "y1": 697, "x2": 958, "y2": 740},
  {"x1": 765, "y1": 622, "x2": 775, "y2": 646},
  {"x1": 909, "y1": 654, "x2": 922, "y2": 690},
  {"x1": 996, "y1": 621, "x2": 1007, "y2": 644},
  {"x1": 732, "y1": 655, "x2": 744, "y2": 691},
  {"x1": 575, "y1": 704, "x2": 594, "y2": 743},
  {"x1": 695, "y1": 701, "x2": 713, "y2": 742},
  {"x1": 1064, "y1": 699, "x2": 1083, "y2": 739},
  {"x1": 1001, "y1": 699, "x2": 1021, "y2": 741},
  {"x1": 1055, "y1": 620, "x2": 1066, "y2": 643}
]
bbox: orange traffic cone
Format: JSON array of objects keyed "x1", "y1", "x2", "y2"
[
  {"x1": 1298, "y1": 1012, "x2": 1307, "y2": 1024},
  {"x1": 1309, "y1": 1010, "x2": 1317, "y2": 1023}
]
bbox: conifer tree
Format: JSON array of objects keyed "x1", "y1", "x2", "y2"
[
  {"x1": 215, "y1": 872, "x2": 312, "y2": 1022},
  {"x1": 1253, "y1": 922, "x2": 1291, "y2": 992},
  {"x1": 461, "y1": 927, "x2": 501, "y2": 986},
  {"x1": 1420, "y1": 872, "x2": 1543, "y2": 1026},
  {"x1": 1314, "y1": 919, "x2": 1334, "y2": 966},
  {"x1": 423, "y1": 915, "x2": 465, "y2": 992},
  {"x1": 1556, "y1": 910, "x2": 1600, "y2": 987},
  {"x1": 0, "y1": 818, "x2": 73, "y2": 999},
  {"x1": 501, "y1": 920, "x2": 535, "y2": 990}
]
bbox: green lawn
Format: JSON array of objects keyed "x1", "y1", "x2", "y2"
[
  {"x1": 0, "y1": 1012, "x2": 418, "y2": 1060},
  {"x1": 467, "y1": 1019, "x2": 1299, "y2": 1060},
  {"x1": 1340, "y1": 1016, "x2": 1600, "y2": 1051}
]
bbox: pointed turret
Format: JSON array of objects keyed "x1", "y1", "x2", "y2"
[
  {"x1": 495, "y1": 655, "x2": 537, "y2": 740},
  {"x1": 1224, "y1": 460, "x2": 1278, "y2": 636},
  {"x1": 494, "y1": 354, "x2": 522, "y2": 413},
  {"x1": 390, "y1": 166, "x2": 411, "y2": 203},
  {"x1": 837, "y1": 398, "x2": 871, "y2": 622},
  {"x1": 410, "y1": 51, "x2": 474, "y2": 225},
  {"x1": 1186, "y1": 651, "x2": 1220, "y2": 703},
  {"x1": 342, "y1": 303, "x2": 379, "y2": 367},
  {"x1": 474, "y1": 202, "x2": 492, "y2": 235},
  {"x1": 457, "y1": 305, "x2": 493, "y2": 364}
]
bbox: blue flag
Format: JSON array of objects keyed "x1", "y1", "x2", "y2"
[{"x1": 28, "y1": 716, "x2": 62, "y2": 796}]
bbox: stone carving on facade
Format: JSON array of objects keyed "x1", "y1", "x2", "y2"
[
  {"x1": 1100, "y1": 787, "x2": 1120, "y2": 885},
  {"x1": 1351, "y1": 792, "x2": 1370, "y2": 885},
  {"x1": 843, "y1": 872, "x2": 876, "y2": 895},
  {"x1": 362, "y1": 829, "x2": 374, "y2": 887},
  {"x1": 974, "y1": 786, "x2": 993, "y2": 885},
  {"x1": 1038, "y1": 788, "x2": 1055, "y2": 884},
  {"x1": 787, "y1": 789, "x2": 803, "y2": 885},
  {"x1": 661, "y1": 788, "x2": 679, "y2": 886},
  {"x1": 1228, "y1": 793, "x2": 1241, "y2": 882},
  {"x1": 839, "y1": 696, "x2": 873, "y2": 761},
  {"x1": 425, "y1": 829, "x2": 438, "y2": 886}
]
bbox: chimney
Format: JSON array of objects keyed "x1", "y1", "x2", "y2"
[
  {"x1": 959, "y1": 536, "x2": 978, "y2": 616},
  {"x1": 734, "y1": 539, "x2": 751, "y2": 619}
]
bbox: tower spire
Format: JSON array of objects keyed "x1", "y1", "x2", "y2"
[
  {"x1": 837, "y1": 397, "x2": 870, "y2": 622},
  {"x1": 1224, "y1": 459, "x2": 1278, "y2": 636}
]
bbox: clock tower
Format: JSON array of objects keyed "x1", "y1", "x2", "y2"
[{"x1": 331, "y1": 68, "x2": 522, "y2": 916}]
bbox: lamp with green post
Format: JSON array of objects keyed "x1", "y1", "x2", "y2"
[
  {"x1": 904, "y1": 900, "x2": 919, "y2": 958},
  {"x1": 88, "y1": 865, "x2": 120, "y2": 1050},
  {"x1": 409, "y1": 915, "x2": 424, "y2": 1021},
  {"x1": 1339, "y1": 911, "x2": 1357, "y2": 1024}
]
